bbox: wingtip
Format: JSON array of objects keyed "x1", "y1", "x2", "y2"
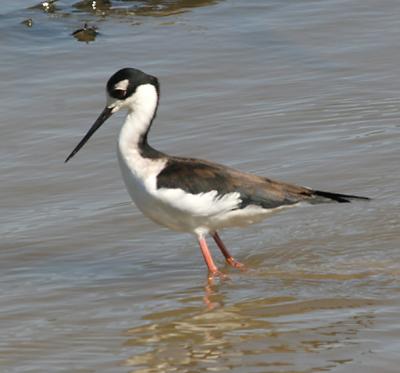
[{"x1": 313, "y1": 190, "x2": 371, "y2": 203}]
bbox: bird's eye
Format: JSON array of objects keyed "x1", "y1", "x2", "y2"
[{"x1": 112, "y1": 89, "x2": 126, "y2": 99}]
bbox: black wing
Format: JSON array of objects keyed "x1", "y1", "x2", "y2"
[{"x1": 157, "y1": 157, "x2": 316, "y2": 209}]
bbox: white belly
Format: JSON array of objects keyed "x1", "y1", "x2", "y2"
[
  {"x1": 117, "y1": 145, "x2": 196, "y2": 232},
  {"x1": 117, "y1": 147, "x2": 289, "y2": 234}
]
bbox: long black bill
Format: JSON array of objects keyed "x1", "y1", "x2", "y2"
[{"x1": 65, "y1": 107, "x2": 113, "y2": 163}]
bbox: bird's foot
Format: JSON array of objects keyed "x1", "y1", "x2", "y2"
[
  {"x1": 226, "y1": 257, "x2": 246, "y2": 270},
  {"x1": 207, "y1": 269, "x2": 228, "y2": 282}
]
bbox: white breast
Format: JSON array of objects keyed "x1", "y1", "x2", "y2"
[
  {"x1": 117, "y1": 142, "x2": 283, "y2": 235},
  {"x1": 116, "y1": 141, "x2": 170, "y2": 225},
  {"x1": 117, "y1": 144, "x2": 238, "y2": 233}
]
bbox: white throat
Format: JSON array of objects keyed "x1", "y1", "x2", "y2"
[
  {"x1": 118, "y1": 84, "x2": 158, "y2": 153},
  {"x1": 116, "y1": 83, "x2": 166, "y2": 208}
]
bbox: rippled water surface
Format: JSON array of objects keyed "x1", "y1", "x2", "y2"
[{"x1": 1, "y1": 1, "x2": 399, "y2": 372}]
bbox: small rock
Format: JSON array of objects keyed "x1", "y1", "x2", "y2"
[
  {"x1": 72, "y1": 23, "x2": 98, "y2": 43},
  {"x1": 30, "y1": 0, "x2": 57, "y2": 13},
  {"x1": 21, "y1": 18, "x2": 34, "y2": 27}
]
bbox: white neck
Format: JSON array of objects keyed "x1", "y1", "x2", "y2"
[{"x1": 118, "y1": 84, "x2": 158, "y2": 155}]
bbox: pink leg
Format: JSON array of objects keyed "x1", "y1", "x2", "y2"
[
  {"x1": 197, "y1": 236, "x2": 219, "y2": 275},
  {"x1": 212, "y1": 232, "x2": 245, "y2": 269}
]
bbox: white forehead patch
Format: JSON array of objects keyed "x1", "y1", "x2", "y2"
[{"x1": 114, "y1": 79, "x2": 129, "y2": 91}]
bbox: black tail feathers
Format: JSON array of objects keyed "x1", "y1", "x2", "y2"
[{"x1": 312, "y1": 190, "x2": 370, "y2": 203}]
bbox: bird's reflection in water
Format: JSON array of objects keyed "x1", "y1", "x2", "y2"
[
  {"x1": 122, "y1": 286, "x2": 378, "y2": 373},
  {"x1": 203, "y1": 272, "x2": 229, "y2": 309}
]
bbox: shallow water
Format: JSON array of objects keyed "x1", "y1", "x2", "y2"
[{"x1": 1, "y1": 1, "x2": 400, "y2": 372}]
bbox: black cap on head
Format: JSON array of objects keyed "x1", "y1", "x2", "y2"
[{"x1": 107, "y1": 68, "x2": 159, "y2": 100}]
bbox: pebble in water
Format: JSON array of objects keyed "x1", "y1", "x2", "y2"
[{"x1": 72, "y1": 23, "x2": 98, "y2": 43}]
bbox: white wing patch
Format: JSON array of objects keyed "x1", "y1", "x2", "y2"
[
  {"x1": 157, "y1": 188, "x2": 241, "y2": 216},
  {"x1": 154, "y1": 187, "x2": 298, "y2": 233}
]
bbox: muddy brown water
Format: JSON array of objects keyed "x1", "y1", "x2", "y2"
[{"x1": 1, "y1": 1, "x2": 399, "y2": 372}]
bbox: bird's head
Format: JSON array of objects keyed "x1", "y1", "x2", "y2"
[{"x1": 65, "y1": 67, "x2": 159, "y2": 163}]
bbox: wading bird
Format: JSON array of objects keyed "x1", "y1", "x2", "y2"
[{"x1": 66, "y1": 68, "x2": 369, "y2": 278}]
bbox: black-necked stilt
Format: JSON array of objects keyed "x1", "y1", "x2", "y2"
[{"x1": 65, "y1": 68, "x2": 369, "y2": 278}]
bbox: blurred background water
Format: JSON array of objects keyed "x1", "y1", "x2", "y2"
[{"x1": 0, "y1": 1, "x2": 399, "y2": 372}]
